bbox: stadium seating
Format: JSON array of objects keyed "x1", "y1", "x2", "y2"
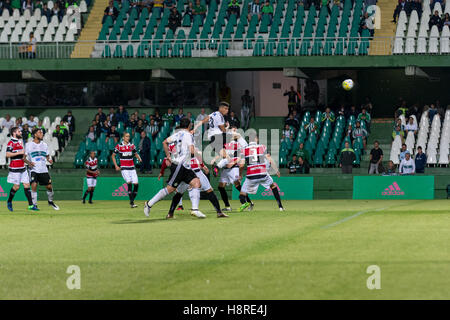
[
  {"x1": 393, "y1": 1, "x2": 450, "y2": 54},
  {"x1": 0, "y1": 115, "x2": 63, "y2": 168},
  {"x1": 279, "y1": 112, "x2": 368, "y2": 167},
  {"x1": 92, "y1": 0, "x2": 374, "y2": 58}
]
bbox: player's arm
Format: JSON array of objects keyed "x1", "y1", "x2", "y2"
[
  {"x1": 134, "y1": 148, "x2": 142, "y2": 162},
  {"x1": 266, "y1": 153, "x2": 280, "y2": 177},
  {"x1": 192, "y1": 115, "x2": 209, "y2": 132},
  {"x1": 162, "y1": 138, "x2": 172, "y2": 162},
  {"x1": 200, "y1": 162, "x2": 209, "y2": 174},
  {"x1": 111, "y1": 150, "x2": 120, "y2": 171},
  {"x1": 6, "y1": 146, "x2": 24, "y2": 158}
]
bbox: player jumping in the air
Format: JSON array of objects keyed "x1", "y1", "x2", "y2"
[
  {"x1": 5, "y1": 127, "x2": 36, "y2": 211},
  {"x1": 82, "y1": 150, "x2": 99, "y2": 204},
  {"x1": 212, "y1": 128, "x2": 254, "y2": 211},
  {"x1": 144, "y1": 118, "x2": 205, "y2": 219},
  {"x1": 239, "y1": 135, "x2": 284, "y2": 212},
  {"x1": 166, "y1": 148, "x2": 228, "y2": 218},
  {"x1": 26, "y1": 128, "x2": 60, "y2": 210},
  {"x1": 111, "y1": 132, "x2": 142, "y2": 208},
  {"x1": 194, "y1": 102, "x2": 230, "y2": 153}
]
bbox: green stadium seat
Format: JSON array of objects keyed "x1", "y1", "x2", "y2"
[
  {"x1": 113, "y1": 45, "x2": 123, "y2": 58},
  {"x1": 102, "y1": 45, "x2": 111, "y2": 58},
  {"x1": 125, "y1": 44, "x2": 134, "y2": 58}
]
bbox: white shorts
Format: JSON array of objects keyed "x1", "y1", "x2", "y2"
[
  {"x1": 177, "y1": 170, "x2": 212, "y2": 193},
  {"x1": 121, "y1": 169, "x2": 138, "y2": 184},
  {"x1": 86, "y1": 177, "x2": 97, "y2": 188},
  {"x1": 219, "y1": 166, "x2": 240, "y2": 185},
  {"x1": 7, "y1": 171, "x2": 30, "y2": 185},
  {"x1": 241, "y1": 175, "x2": 274, "y2": 194}
]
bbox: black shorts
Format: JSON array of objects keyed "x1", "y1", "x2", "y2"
[
  {"x1": 30, "y1": 172, "x2": 52, "y2": 186},
  {"x1": 167, "y1": 163, "x2": 197, "y2": 188}
]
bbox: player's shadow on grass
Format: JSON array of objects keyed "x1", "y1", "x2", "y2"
[{"x1": 111, "y1": 218, "x2": 169, "y2": 224}]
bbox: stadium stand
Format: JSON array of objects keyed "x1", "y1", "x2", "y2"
[
  {"x1": 92, "y1": 0, "x2": 375, "y2": 58},
  {"x1": 393, "y1": 1, "x2": 450, "y2": 54},
  {"x1": 0, "y1": 115, "x2": 66, "y2": 168}
]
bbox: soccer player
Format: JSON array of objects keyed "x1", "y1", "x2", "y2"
[
  {"x1": 167, "y1": 148, "x2": 227, "y2": 218},
  {"x1": 26, "y1": 128, "x2": 60, "y2": 210},
  {"x1": 239, "y1": 135, "x2": 284, "y2": 212},
  {"x1": 212, "y1": 128, "x2": 254, "y2": 211},
  {"x1": 111, "y1": 132, "x2": 142, "y2": 208},
  {"x1": 144, "y1": 118, "x2": 204, "y2": 219},
  {"x1": 194, "y1": 102, "x2": 230, "y2": 153},
  {"x1": 5, "y1": 127, "x2": 36, "y2": 211},
  {"x1": 83, "y1": 150, "x2": 99, "y2": 204}
]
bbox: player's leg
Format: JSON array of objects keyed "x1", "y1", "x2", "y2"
[
  {"x1": 22, "y1": 181, "x2": 36, "y2": 211},
  {"x1": 167, "y1": 192, "x2": 184, "y2": 219},
  {"x1": 218, "y1": 168, "x2": 232, "y2": 211},
  {"x1": 144, "y1": 184, "x2": 176, "y2": 217},
  {"x1": 131, "y1": 170, "x2": 139, "y2": 206},
  {"x1": 199, "y1": 172, "x2": 227, "y2": 217},
  {"x1": 6, "y1": 182, "x2": 19, "y2": 212},
  {"x1": 238, "y1": 178, "x2": 257, "y2": 212},
  {"x1": 176, "y1": 197, "x2": 184, "y2": 210},
  {"x1": 267, "y1": 178, "x2": 284, "y2": 211},
  {"x1": 30, "y1": 172, "x2": 39, "y2": 207},
  {"x1": 89, "y1": 186, "x2": 95, "y2": 203},
  {"x1": 187, "y1": 173, "x2": 203, "y2": 218},
  {"x1": 45, "y1": 174, "x2": 59, "y2": 210}
]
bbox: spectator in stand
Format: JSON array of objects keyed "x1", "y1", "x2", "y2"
[
  {"x1": 107, "y1": 125, "x2": 120, "y2": 144},
  {"x1": 193, "y1": 0, "x2": 207, "y2": 21},
  {"x1": 227, "y1": 0, "x2": 241, "y2": 20},
  {"x1": 333, "y1": 0, "x2": 342, "y2": 10},
  {"x1": 285, "y1": 114, "x2": 299, "y2": 131},
  {"x1": 54, "y1": 125, "x2": 67, "y2": 149},
  {"x1": 95, "y1": 107, "x2": 107, "y2": 124},
  {"x1": 1, "y1": 114, "x2": 14, "y2": 131},
  {"x1": 139, "y1": 113, "x2": 148, "y2": 126},
  {"x1": 407, "y1": 103, "x2": 419, "y2": 118},
  {"x1": 283, "y1": 86, "x2": 299, "y2": 115},
  {"x1": 62, "y1": 110, "x2": 75, "y2": 137},
  {"x1": 85, "y1": 126, "x2": 96, "y2": 142},
  {"x1": 282, "y1": 124, "x2": 295, "y2": 142},
  {"x1": 261, "y1": 0, "x2": 274, "y2": 25},
  {"x1": 227, "y1": 111, "x2": 240, "y2": 128},
  {"x1": 360, "y1": 12, "x2": 375, "y2": 36},
  {"x1": 412, "y1": 0, "x2": 422, "y2": 18},
  {"x1": 168, "y1": 7, "x2": 182, "y2": 34},
  {"x1": 352, "y1": 121, "x2": 368, "y2": 148},
  {"x1": 414, "y1": 146, "x2": 427, "y2": 173},
  {"x1": 27, "y1": 115, "x2": 37, "y2": 128},
  {"x1": 248, "y1": 0, "x2": 262, "y2": 22},
  {"x1": 392, "y1": 124, "x2": 405, "y2": 143},
  {"x1": 164, "y1": 0, "x2": 176, "y2": 10},
  {"x1": 295, "y1": 142, "x2": 310, "y2": 164},
  {"x1": 36, "y1": 120, "x2": 46, "y2": 135},
  {"x1": 304, "y1": 117, "x2": 318, "y2": 134},
  {"x1": 15, "y1": 118, "x2": 23, "y2": 129},
  {"x1": 392, "y1": 0, "x2": 406, "y2": 23},
  {"x1": 241, "y1": 90, "x2": 253, "y2": 130},
  {"x1": 116, "y1": 105, "x2": 129, "y2": 124},
  {"x1": 357, "y1": 107, "x2": 371, "y2": 132},
  {"x1": 128, "y1": 114, "x2": 138, "y2": 129},
  {"x1": 22, "y1": 0, "x2": 33, "y2": 12},
  {"x1": 196, "y1": 107, "x2": 208, "y2": 131},
  {"x1": 139, "y1": 130, "x2": 152, "y2": 174},
  {"x1": 339, "y1": 141, "x2": 356, "y2": 174},
  {"x1": 345, "y1": 123, "x2": 353, "y2": 138},
  {"x1": 22, "y1": 124, "x2": 31, "y2": 142},
  {"x1": 429, "y1": 10, "x2": 443, "y2": 31},
  {"x1": 399, "y1": 143, "x2": 409, "y2": 161},
  {"x1": 153, "y1": 0, "x2": 165, "y2": 18},
  {"x1": 395, "y1": 100, "x2": 408, "y2": 119},
  {"x1": 443, "y1": 13, "x2": 450, "y2": 27},
  {"x1": 174, "y1": 108, "x2": 185, "y2": 123},
  {"x1": 218, "y1": 82, "x2": 232, "y2": 104},
  {"x1": 59, "y1": 120, "x2": 69, "y2": 144},
  {"x1": 338, "y1": 105, "x2": 346, "y2": 117},
  {"x1": 348, "y1": 105, "x2": 358, "y2": 118},
  {"x1": 368, "y1": 141, "x2": 383, "y2": 174},
  {"x1": 100, "y1": 120, "x2": 111, "y2": 135},
  {"x1": 362, "y1": 97, "x2": 373, "y2": 115},
  {"x1": 399, "y1": 151, "x2": 415, "y2": 174},
  {"x1": 321, "y1": 0, "x2": 331, "y2": 15},
  {"x1": 28, "y1": 32, "x2": 36, "y2": 59},
  {"x1": 321, "y1": 107, "x2": 335, "y2": 123},
  {"x1": 163, "y1": 107, "x2": 175, "y2": 124},
  {"x1": 184, "y1": 2, "x2": 194, "y2": 23},
  {"x1": 103, "y1": 0, "x2": 118, "y2": 23},
  {"x1": 288, "y1": 155, "x2": 300, "y2": 174},
  {"x1": 297, "y1": 156, "x2": 310, "y2": 173},
  {"x1": 404, "y1": 116, "x2": 418, "y2": 136},
  {"x1": 2, "y1": 0, "x2": 13, "y2": 16},
  {"x1": 428, "y1": 104, "x2": 438, "y2": 123},
  {"x1": 146, "y1": 118, "x2": 159, "y2": 139},
  {"x1": 153, "y1": 109, "x2": 162, "y2": 126},
  {"x1": 134, "y1": 119, "x2": 146, "y2": 135},
  {"x1": 186, "y1": 112, "x2": 195, "y2": 123},
  {"x1": 41, "y1": 2, "x2": 52, "y2": 23},
  {"x1": 383, "y1": 160, "x2": 397, "y2": 175},
  {"x1": 106, "y1": 107, "x2": 117, "y2": 126}
]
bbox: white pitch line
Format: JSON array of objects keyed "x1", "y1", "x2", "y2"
[{"x1": 321, "y1": 207, "x2": 387, "y2": 229}]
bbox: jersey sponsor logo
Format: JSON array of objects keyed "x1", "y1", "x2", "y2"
[
  {"x1": 381, "y1": 181, "x2": 405, "y2": 196},
  {"x1": 111, "y1": 183, "x2": 129, "y2": 197}
]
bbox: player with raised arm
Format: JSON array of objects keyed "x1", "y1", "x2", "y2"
[
  {"x1": 144, "y1": 118, "x2": 204, "y2": 219},
  {"x1": 82, "y1": 150, "x2": 99, "y2": 204},
  {"x1": 26, "y1": 128, "x2": 60, "y2": 210},
  {"x1": 193, "y1": 102, "x2": 230, "y2": 153},
  {"x1": 6, "y1": 127, "x2": 36, "y2": 211},
  {"x1": 111, "y1": 132, "x2": 142, "y2": 208},
  {"x1": 211, "y1": 128, "x2": 254, "y2": 211},
  {"x1": 239, "y1": 135, "x2": 284, "y2": 212},
  {"x1": 166, "y1": 148, "x2": 228, "y2": 218}
]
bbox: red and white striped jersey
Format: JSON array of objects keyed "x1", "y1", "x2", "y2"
[
  {"x1": 190, "y1": 156, "x2": 205, "y2": 171},
  {"x1": 113, "y1": 142, "x2": 136, "y2": 170},
  {"x1": 6, "y1": 138, "x2": 25, "y2": 172},
  {"x1": 85, "y1": 157, "x2": 98, "y2": 178},
  {"x1": 224, "y1": 140, "x2": 240, "y2": 164},
  {"x1": 241, "y1": 142, "x2": 267, "y2": 179}
]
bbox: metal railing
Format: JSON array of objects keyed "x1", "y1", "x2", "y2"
[{"x1": 0, "y1": 36, "x2": 447, "y2": 59}]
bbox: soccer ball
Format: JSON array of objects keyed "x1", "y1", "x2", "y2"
[{"x1": 342, "y1": 79, "x2": 354, "y2": 91}]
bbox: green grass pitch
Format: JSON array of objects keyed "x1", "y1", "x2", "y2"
[{"x1": 0, "y1": 199, "x2": 449, "y2": 299}]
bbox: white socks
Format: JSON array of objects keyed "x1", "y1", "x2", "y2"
[
  {"x1": 189, "y1": 188, "x2": 200, "y2": 210},
  {"x1": 148, "y1": 188, "x2": 169, "y2": 207},
  {"x1": 178, "y1": 198, "x2": 183, "y2": 206},
  {"x1": 31, "y1": 191, "x2": 38, "y2": 205},
  {"x1": 47, "y1": 190, "x2": 54, "y2": 202}
]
